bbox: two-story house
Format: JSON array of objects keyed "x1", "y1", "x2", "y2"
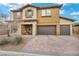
[{"x1": 11, "y1": 4, "x2": 74, "y2": 36}]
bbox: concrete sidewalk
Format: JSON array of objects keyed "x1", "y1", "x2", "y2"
[{"x1": 0, "y1": 51, "x2": 42, "y2": 56}]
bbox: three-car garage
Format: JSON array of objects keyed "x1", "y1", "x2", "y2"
[{"x1": 20, "y1": 17, "x2": 73, "y2": 36}]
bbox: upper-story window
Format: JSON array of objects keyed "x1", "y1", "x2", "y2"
[
  {"x1": 25, "y1": 10, "x2": 33, "y2": 18},
  {"x1": 42, "y1": 9, "x2": 52, "y2": 16},
  {"x1": 16, "y1": 12, "x2": 21, "y2": 18}
]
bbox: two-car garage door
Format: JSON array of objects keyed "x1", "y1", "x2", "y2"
[
  {"x1": 37, "y1": 25, "x2": 71, "y2": 35},
  {"x1": 37, "y1": 25, "x2": 56, "y2": 35}
]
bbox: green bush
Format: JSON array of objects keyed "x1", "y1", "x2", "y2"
[
  {"x1": 14, "y1": 35, "x2": 22, "y2": 45},
  {"x1": 0, "y1": 35, "x2": 22, "y2": 46}
]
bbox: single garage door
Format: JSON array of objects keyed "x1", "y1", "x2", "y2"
[
  {"x1": 37, "y1": 25, "x2": 56, "y2": 35},
  {"x1": 60, "y1": 25, "x2": 70, "y2": 35}
]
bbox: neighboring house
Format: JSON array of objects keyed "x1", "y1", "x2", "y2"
[
  {"x1": 0, "y1": 23, "x2": 8, "y2": 35},
  {"x1": 73, "y1": 23, "x2": 79, "y2": 34},
  {"x1": 11, "y1": 4, "x2": 75, "y2": 36}
]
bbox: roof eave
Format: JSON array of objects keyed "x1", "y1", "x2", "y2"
[
  {"x1": 11, "y1": 4, "x2": 61, "y2": 12},
  {"x1": 60, "y1": 16, "x2": 76, "y2": 22}
]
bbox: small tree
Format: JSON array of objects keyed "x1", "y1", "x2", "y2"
[
  {"x1": 0, "y1": 12, "x2": 8, "y2": 21},
  {"x1": 7, "y1": 29, "x2": 10, "y2": 37}
]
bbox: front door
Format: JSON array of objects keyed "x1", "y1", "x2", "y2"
[{"x1": 21, "y1": 24, "x2": 32, "y2": 35}]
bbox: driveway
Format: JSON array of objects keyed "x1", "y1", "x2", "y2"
[{"x1": 22, "y1": 35, "x2": 79, "y2": 56}]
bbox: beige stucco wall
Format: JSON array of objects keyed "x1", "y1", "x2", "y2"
[
  {"x1": 73, "y1": 26, "x2": 79, "y2": 34},
  {"x1": 60, "y1": 18, "x2": 73, "y2": 24},
  {"x1": 37, "y1": 8, "x2": 60, "y2": 25},
  {"x1": 12, "y1": 12, "x2": 22, "y2": 21},
  {"x1": 22, "y1": 7, "x2": 37, "y2": 20},
  {"x1": 13, "y1": 7, "x2": 37, "y2": 21},
  {"x1": 13, "y1": 7, "x2": 60, "y2": 25}
]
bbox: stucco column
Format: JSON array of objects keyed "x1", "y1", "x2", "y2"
[
  {"x1": 70, "y1": 24, "x2": 73, "y2": 35},
  {"x1": 32, "y1": 23, "x2": 37, "y2": 36},
  {"x1": 56, "y1": 24, "x2": 60, "y2": 35},
  {"x1": 8, "y1": 23, "x2": 11, "y2": 34},
  {"x1": 17, "y1": 23, "x2": 21, "y2": 35}
]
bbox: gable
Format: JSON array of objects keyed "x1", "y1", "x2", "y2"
[
  {"x1": 22, "y1": 6, "x2": 37, "y2": 11},
  {"x1": 22, "y1": 6, "x2": 37, "y2": 20}
]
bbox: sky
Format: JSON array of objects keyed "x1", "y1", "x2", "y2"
[
  {"x1": 60, "y1": 3, "x2": 79, "y2": 22},
  {"x1": 0, "y1": 3, "x2": 79, "y2": 23}
]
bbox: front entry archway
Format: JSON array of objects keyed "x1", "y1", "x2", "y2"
[
  {"x1": 19, "y1": 22, "x2": 37, "y2": 36},
  {"x1": 21, "y1": 24, "x2": 32, "y2": 35}
]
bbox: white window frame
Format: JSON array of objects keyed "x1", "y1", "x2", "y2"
[
  {"x1": 26, "y1": 10, "x2": 33, "y2": 17},
  {"x1": 42, "y1": 9, "x2": 52, "y2": 16},
  {"x1": 17, "y1": 12, "x2": 21, "y2": 16},
  {"x1": 16, "y1": 12, "x2": 21, "y2": 18}
]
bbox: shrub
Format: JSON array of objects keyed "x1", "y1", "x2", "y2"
[
  {"x1": 0, "y1": 35, "x2": 22, "y2": 46},
  {"x1": 14, "y1": 35, "x2": 22, "y2": 45},
  {"x1": 0, "y1": 37, "x2": 10, "y2": 45}
]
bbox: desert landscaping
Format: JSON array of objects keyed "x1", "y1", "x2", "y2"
[
  {"x1": 0, "y1": 35, "x2": 79, "y2": 55},
  {"x1": 0, "y1": 35, "x2": 31, "y2": 51}
]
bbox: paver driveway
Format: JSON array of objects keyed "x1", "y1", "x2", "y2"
[{"x1": 22, "y1": 35, "x2": 79, "y2": 56}]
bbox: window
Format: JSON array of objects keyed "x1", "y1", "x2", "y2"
[
  {"x1": 42, "y1": 9, "x2": 52, "y2": 16},
  {"x1": 25, "y1": 10, "x2": 33, "y2": 18},
  {"x1": 17, "y1": 12, "x2": 21, "y2": 16},
  {"x1": 16, "y1": 12, "x2": 21, "y2": 18}
]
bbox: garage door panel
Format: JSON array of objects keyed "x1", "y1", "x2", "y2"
[
  {"x1": 60, "y1": 25, "x2": 70, "y2": 35},
  {"x1": 37, "y1": 25, "x2": 56, "y2": 35}
]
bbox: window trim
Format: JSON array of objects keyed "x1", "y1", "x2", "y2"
[
  {"x1": 16, "y1": 12, "x2": 21, "y2": 19},
  {"x1": 41, "y1": 9, "x2": 52, "y2": 16},
  {"x1": 25, "y1": 10, "x2": 33, "y2": 18}
]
